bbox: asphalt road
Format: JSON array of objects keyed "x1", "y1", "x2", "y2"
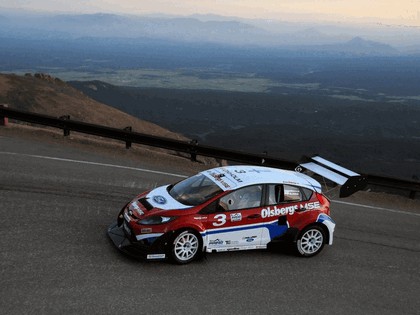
[{"x1": 1, "y1": 134, "x2": 419, "y2": 315}]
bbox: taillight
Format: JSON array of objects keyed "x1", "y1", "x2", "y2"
[{"x1": 316, "y1": 193, "x2": 330, "y2": 215}]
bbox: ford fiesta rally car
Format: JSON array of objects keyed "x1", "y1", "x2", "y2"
[{"x1": 108, "y1": 156, "x2": 366, "y2": 264}]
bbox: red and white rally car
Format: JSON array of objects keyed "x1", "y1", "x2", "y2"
[{"x1": 108, "y1": 156, "x2": 366, "y2": 264}]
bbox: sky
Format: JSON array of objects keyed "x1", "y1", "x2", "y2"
[{"x1": 1, "y1": 0, "x2": 420, "y2": 26}]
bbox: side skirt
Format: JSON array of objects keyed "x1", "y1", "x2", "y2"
[{"x1": 206, "y1": 245, "x2": 267, "y2": 253}]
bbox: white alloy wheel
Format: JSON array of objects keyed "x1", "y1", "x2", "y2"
[
  {"x1": 172, "y1": 230, "x2": 201, "y2": 264},
  {"x1": 297, "y1": 226, "x2": 325, "y2": 257}
]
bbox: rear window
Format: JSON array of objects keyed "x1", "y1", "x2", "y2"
[
  {"x1": 267, "y1": 184, "x2": 313, "y2": 205},
  {"x1": 284, "y1": 185, "x2": 302, "y2": 202}
]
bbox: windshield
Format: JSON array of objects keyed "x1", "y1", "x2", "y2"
[{"x1": 168, "y1": 174, "x2": 222, "y2": 206}]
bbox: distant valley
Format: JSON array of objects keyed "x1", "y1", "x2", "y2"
[{"x1": 69, "y1": 80, "x2": 420, "y2": 181}]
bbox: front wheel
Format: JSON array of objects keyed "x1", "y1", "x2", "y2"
[
  {"x1": 170, "y1": 230, "x2": 202, "y2": 264},
  {"x1": 296, "y1": 226, "x2": 326, "y2": 257}
]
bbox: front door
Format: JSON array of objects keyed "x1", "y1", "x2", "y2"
[{"x1": 203, "y1": 185, "x2": 266, "y2": 251}]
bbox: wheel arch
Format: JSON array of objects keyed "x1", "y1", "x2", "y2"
[
  {"x1": 165, "y1": 227, "x2": 205, "y2": 256},
  {"x1": 299, "y1": 222, "x2": 330, "y2": 245}
]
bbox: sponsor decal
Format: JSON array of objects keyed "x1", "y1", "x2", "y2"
[
  {"x1": 221, "y1": 168, "x2": 244, "y2": 183},
  {"x1": 285, "y1": 190, "x2": 300, "y2": 196},
  {"x1": 209, "y1": 239, "x2": 224, "y2": 246},
  {"x1": 261, "y1": 205, "x2": 298, "y2": 218},
  {"x1": 299, "y1": 201, "x2": 321, "y2": 210},
  {"x1": 153, "y1": 195, "x2": 167, "y2": 205},
  {"x1": 130, "y1": 202, "x2": 144, "y2": 216},
  {"x1": 194, "y1": 216, "x2": 208, "y2": 220},
  {"x1": 261, "y1": 202, "x2": 321, "y2": 218},
  {"x1": 141, "y1": 228, "x2": 152, "y2": 234},
  {"x1": 147, "y1": 254, "x2": 166, "y2": 260},
  {"x1": 230, "y1": 213, "x2": 242, "y2": 222},
  {"x1": 225, "y1": 240, "x2": 239, "y2": 245},
  {"x1": 243, "y1": 236, "x2": 257, "y2": 242},
  {"x1": 246, "y1": 168, "x2": 271, "y2": 174},
  {"x1": 208, "y1": 171, "x2": 231, "y2": 189}
]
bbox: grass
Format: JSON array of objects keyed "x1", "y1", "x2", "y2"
[
  {"x1": 12, "y1": 68, "x2": 321, "y2": 93},
  {"x1": 8, "y1": 67, "x2": 420, "y2": 104}
]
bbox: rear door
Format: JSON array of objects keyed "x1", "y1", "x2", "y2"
[{"x1": 259, "y1": 184, "x2": 315, "y2": 245}]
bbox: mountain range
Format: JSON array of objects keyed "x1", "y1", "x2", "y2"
[{"x1": 0, "y1": 9, "x2": 418, "y2": 55}]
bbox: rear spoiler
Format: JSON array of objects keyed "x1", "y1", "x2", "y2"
[{"x1": 296, "y1": 156, "x2": 367, "y2": 198}]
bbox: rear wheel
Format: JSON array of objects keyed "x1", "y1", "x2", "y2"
[
  {"x1": 170, "y1": 230, "x2": 202, "y2": 264},
  {"x1": 296, "y1": 226, "x2": 325, "y2": 257}
]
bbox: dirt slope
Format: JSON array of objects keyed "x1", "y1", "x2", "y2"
[{"x1": 0, "y1": 73, "x2": 186, "y2": 140}]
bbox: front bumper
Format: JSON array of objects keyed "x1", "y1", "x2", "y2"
[{"x1": 107, "y1": 222, "x2": 169, "y2": 260}]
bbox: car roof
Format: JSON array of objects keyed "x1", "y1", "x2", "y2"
[{"x1": 201, "y1": 165, "x2": 322, "y2": 192}]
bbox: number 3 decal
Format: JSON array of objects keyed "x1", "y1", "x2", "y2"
[{"x1": 213, "y1": 214, "x2": 226, "y2": 226}]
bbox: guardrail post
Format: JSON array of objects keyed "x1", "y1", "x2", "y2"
[
  {"x1": 190, "y1": 139, "x2": 198, "y2": 162},
  {"x1": 124, "y1": 126, "x2": 132, "y2": 149},
  {"x1": 59, "y1": 115, "x2": 70, "y2": 136},
  {"x1": 0, "y1": 104, "x2": 8, "y2": 126}
]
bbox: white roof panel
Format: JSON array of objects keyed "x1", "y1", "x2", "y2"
[{"x1": 202, "y1": 165, "x2": 321, "y2": 192}]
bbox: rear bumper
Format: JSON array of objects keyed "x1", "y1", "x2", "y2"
[{"x1": 107, "y1": 222, "x2": 168, "y2": 260}]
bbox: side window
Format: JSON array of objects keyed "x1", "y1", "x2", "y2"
[
  {"x1": 219, "y1": 185, "x2": 262, "y2": 211},
  {"x1": 267, "y1": 184, "x2": 313, "y2": 204}
]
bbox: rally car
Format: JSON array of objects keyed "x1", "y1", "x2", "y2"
[{"x1": 107, "y1": 156, "x2": 366, "y2": 264}]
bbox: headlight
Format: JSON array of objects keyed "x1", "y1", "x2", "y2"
[{"x1": 138, "y1": 216, "x2": 176, "y2": 225}]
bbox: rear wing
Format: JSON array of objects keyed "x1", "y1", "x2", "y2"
[{"x1": 296, "y1": 156, "x2": 367, "y2": 198}]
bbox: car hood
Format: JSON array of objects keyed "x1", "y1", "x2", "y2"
[{"x1": 145, "y1": 185, "x2": 193, "y2": 210}]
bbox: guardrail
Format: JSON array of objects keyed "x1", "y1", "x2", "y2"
[{"x1": 1, "y1": 106, "x2": 419, "y2": 199}]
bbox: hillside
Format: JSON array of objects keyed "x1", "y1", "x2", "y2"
[{"x1": 0, "y1": 73, "x2": 186, "y2": 140}]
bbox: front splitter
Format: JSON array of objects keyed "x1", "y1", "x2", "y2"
[{"x1": 107, "y1": 222, "x2": 167, "y2": 261}]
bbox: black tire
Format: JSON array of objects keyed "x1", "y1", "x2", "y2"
[
  {"x1": 169, "y1": 230, "x2": 202, "y2": 264},
  {"x1": 295, "y1": 225, "x2": 326, "y2": 257}
]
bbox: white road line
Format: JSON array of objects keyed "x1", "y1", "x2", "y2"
[
  {"x1": 332, "y1": 200, "x2": 420, "y2": 217},
  {"x1": 0, "y1": 151, "x2": 188, "y2": 179}
]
